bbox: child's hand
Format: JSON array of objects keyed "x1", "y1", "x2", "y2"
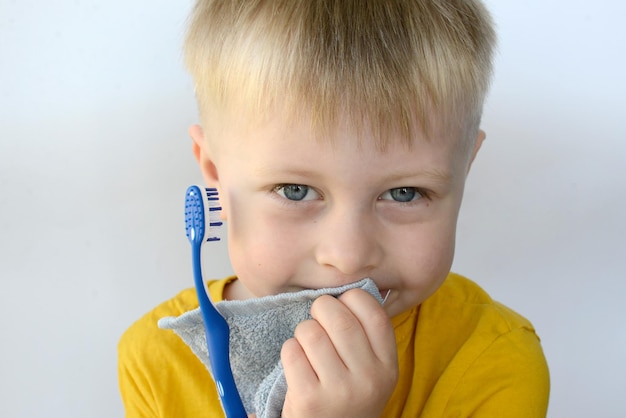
[{"x1": 280, "y1": 288, "x2": 398, "y2": 418}]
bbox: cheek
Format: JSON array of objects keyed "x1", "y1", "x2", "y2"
[
  {"x1": 398, "y1": 221, "x2": 457, "y2": 288},
  {"x1": 224, "y1": 195, "x2": 307, "y2": 295},
  {"x1": 415, "y1": 196, "x2": 462, "y2": 277}
]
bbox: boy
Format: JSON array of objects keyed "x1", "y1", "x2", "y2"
[{"x1": 118, "y1": 0, "x2": 550, "y2": 416}]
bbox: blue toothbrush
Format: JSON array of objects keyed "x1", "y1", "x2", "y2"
[{"x1": 185, "y1": 185, "x2": 247, "y2": 418}]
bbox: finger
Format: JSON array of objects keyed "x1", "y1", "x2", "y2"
[
  {"x1": 309, "y1": 293, "x2": 378, "y2": 371},
  {"x1": 291, "y1": 318, "x2": 349, "y2": 381},
  {"x1": 337, "y1": 289, "x2": 397, "y2": 367},
  {"x1": 281, "y1": 335, "x2": 319, "y2": 392}
]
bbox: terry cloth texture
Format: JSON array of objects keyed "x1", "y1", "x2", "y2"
[{"x1": 158, "y1": 278, "x2": 382, "y2": 418}]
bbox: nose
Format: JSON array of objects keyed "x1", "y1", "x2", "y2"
[{"x1": 314, "y1": 208, "x2": 382, "y2": 279}]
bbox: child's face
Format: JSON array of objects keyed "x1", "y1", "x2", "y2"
[{"x1": 193, "y1": 112, "x2": 482, "y2": 318}]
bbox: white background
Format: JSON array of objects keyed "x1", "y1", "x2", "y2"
[{"x1": 1, "y1": 1, "x2": 624, "y2": 417}]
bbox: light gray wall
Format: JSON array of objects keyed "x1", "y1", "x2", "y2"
[{"x1": 1, "y1": 1, "x2": 624, "y2": 416}]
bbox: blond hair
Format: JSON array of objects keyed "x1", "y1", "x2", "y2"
[{"x1": 185, "y1": 0, "x2": 496, "y2": 147}]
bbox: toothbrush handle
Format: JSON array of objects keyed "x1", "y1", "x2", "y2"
[{"x1": 192, "y1": 245, "x2": 247, "y2": 418}]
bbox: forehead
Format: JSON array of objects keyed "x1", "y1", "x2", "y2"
[
  {"x1": 207, "y1": 102, "x2": 470, "y2": 155},
  {"x1": 209, "y1": 106, "x2": 471, "y2": 176}
]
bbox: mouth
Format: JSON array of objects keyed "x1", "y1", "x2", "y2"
[{"x1": 380, "y1": 289, "x2": 391, "y2": 305}]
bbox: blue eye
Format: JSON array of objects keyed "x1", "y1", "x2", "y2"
[
  {"x1": 275, "y1": 184, "x2": 319, "y2": 201},
  {"x1": 381, "y1": 187, "x2": 422, "y2": 202}
]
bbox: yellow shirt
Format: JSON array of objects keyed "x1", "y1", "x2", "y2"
[{"x1": 118, "y1": 273, "x2": 549, "y2": 417}]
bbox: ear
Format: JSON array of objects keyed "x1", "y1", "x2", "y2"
[
  {"x1": 190, "y1": 124, "x2": 229, "y2": 221},
  {"x1": 466, "y1": 129, "x2": 486, "y2": 174},
  {"x1": 189, "y1": 124, "x2": 219, "y2": 186}
]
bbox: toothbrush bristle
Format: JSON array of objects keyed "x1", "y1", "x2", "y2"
[{"x1": 204, "y1": 188, "x2": 222, "y2": 242}]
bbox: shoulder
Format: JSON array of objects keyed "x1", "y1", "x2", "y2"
[
  {"x1": 426, "y1": 272, "x2": 536, "y2": 333},
  {"x1": 117, "y1": 278, "x2": 233, "y2": 416},
  {"x1": 117, "y1": 286, "x2": 198, "y2": 415},
  {"x1": 431, "y1": 272, "x2": 499, "y2": 306},
  {"x1": 419, "y1": 273, "x2": 550, "y2": 416},
  {"x1": 119, "y1": 276, "x2": 235, "y2": 354},
  {"x1": 119, "y1": 286, "x2": 200, "y2": 357},
  {"x1": 422, "y1": 272, "x2": 544, "y2": 364}
]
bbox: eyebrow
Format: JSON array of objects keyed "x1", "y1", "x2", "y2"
[
  {"x1": 254, "y1": 165, "x2": 454, "y2": 185},
  {"x1": 252, "y1": 165, "x2": 320, "y2": 179},
  {"x1": 383, "y1": 167, "x2": 455, "y2": 185}
]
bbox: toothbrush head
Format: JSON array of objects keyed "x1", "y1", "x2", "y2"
[{"x1": 185, "y1": 185, "x2": 223, "y2": 245}]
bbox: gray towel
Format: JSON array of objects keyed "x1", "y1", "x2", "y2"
[{"x1": 158, "y1": 278, "x2": 382, "y2": 417}]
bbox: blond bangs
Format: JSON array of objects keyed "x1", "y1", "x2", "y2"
[{"x1": 185, "y1": 0, "x2": 496, "y2": 146}]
